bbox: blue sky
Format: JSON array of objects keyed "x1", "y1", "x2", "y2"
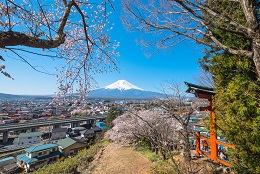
[{"x1": 0, "y1": 2, "x2": 204, "y2": 95}]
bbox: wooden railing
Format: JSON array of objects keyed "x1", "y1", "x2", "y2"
[{"x1": 195, "y1": 132, "x2": 235, "y2": 167}]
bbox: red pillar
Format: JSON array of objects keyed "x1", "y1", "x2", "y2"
[
  {"x1": 195, "y1": 131, "x2": 201, "y2": 156},
  {"x1": 209, "y1": 100, "x2": 217, "y2": 161}
]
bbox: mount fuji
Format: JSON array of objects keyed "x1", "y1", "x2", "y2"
[{"x1": 87, "y1": 80, "x2": 165, "y2": 99}]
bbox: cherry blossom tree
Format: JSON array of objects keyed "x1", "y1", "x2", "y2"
[
  {"x1": 0, "y1": 60, "x2": 13, "y2": 79},
  {"x1": 106, "y1": 82, "x2": 197, "y2": 164},
  {"x1": 158, "y1": 81, "x2": 197, "y2": 164},
  {"x1": 70, "y1": 108, "x2": 91, "y2": 116},
  {"x1": 122, "y1": 0, "x2": 260, "y2": 79},
  {"x1": 0, "y1": 0, "x2": 119, "y2": 99},
  {"x1": 105, "y1": 109, "x2": 181, "y2": 159}
]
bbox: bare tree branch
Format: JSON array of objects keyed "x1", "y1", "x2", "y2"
[
  {"x1": 0, "y1": 0, "x2": 119, "y2": 99},
  {"x1": 122, "y1": 0, "x2": 260, "y2": 78}
]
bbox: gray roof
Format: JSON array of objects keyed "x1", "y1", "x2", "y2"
[
  {"x1": 3, "y1": 163, "x2": 18, "y2": 171},
  {"x1": 72, "y1": 127, "x2": 86, "y2": 131},
  {"x1": 57, "y1": 137, "x2": 86, "y2": 149},
  {"x1": 91, "y1": 126, "x2": 101, "y2": 132},
  {"x1": 18, "y1": 132, "x2": 42, "y2": 138},
  {"x1": 81, "y1": 129, "x2": 95, "y2": 135}
]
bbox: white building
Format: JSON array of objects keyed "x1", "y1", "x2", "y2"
[{"x1": 13, "y1": 132, "x2": 42, "y2": 146}]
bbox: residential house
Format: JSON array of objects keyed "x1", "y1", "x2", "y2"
[
  {"x1": 0, "y1": 156, "x2": 18, "y2": 174},
  {"x1": 71, "y1": 127, "x2": 86, "y2": 134},
  {"x1": 41, "y1": 110, "x2": 52, "y2": 117},
  {"x1": 80, "y1": 129, "x2": 95, "y2": 141},
  {"x1": 80, "y1": 123, "x2": 92, "y2": 129},
  {"x1": 18, "y1": 110, "x2": 34, "y2": 120},
  {"x1": 91, "y1": 126, "x2": 102, "y2": 134},
  {"x1": 0, "y1": 113, "x2": 9, "y2": 120},
  {"x1": 55, "y1": 106, "x2": 68, "y2": 116},
  {"x1": 57, "y1": 137, "x2": 87, "y2": 157},
  {"x1": 13, "y1": 132, "x2": 42, "y2": 146},
  {"x1": 0, "y1": 157, "x2": 14, "y2": 167},
  {"x1": 59, "y1": 114, "x2": 70, "y2": 118},
  {"x1": 51, "y1": 128, "x2": 67, "y2": 140},
  {"x1": 16, "y1": 143, "x2": 61, "y2": 172}
]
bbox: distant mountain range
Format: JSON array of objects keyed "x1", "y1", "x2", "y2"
[
  {"x1": 0, "y1": 80, "x2": 165, "y2": 100},
  {"x1": 0, "y1": 93, "x2": 52, "y2": 100},
  {"x1": 87, "y1": 80, "x2": 165, "y2": 99}
]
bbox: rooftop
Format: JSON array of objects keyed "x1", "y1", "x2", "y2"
[
  {"x1": 0, "y1": 156, "x2": 14, "y2": 163},
  {"x1": 184, "y1": 82, "x2": 215, "y2": 99},
  {"x1": 57, "y1": 137, "x2": 86, "y2": 149},
  {"x1": 81, "y1": 129, "x2": 95, "y2": 135},
  {"x1": 17, "y1": 150, "x2": 61, "y2": 164},
  {"x1": 25, "y1": 143, "x2": 58, "y2": 153},
  {"x1": 92, "y1": 126, "x2": 102, "y2": 132}
]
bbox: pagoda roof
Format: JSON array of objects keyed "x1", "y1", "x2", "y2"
[{"x1": 184, "y1": 82, "x2": 215, "y2": 99}]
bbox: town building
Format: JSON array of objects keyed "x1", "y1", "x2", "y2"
[
  {"x1": 91, "y1": 126, "x2": 102, "y2": 134},
  {"x1": 57, "y1": 137, "x2": 87, "y2": 157},
  {"x1": 0, "y1": 156, "x2": 14, "y2": 167},
  {"x1": 51, "y1": 128, "x2": 67, "y2": 140},
  {"x1": 80, "y1": 129, "x2": 95, "y2": 140},
  {"x1": 13, "y1": 132, "x2": 42, "y2": 146},
  {"x1": 0, "y1": 156, "x2": 18, "y2": 173},
  {"x1": 16, "y1": 143, "x2": 61, "y2": 172}
]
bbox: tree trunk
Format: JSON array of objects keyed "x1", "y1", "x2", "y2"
[
  {"x1": 160, "y1": 147, "x2": 166, "y2": 160},
  {"x1": 252, "y1": 38, "x2": 260, "y2": 79},
  {"x1": 182, "y1": 126, "x2": 191, "y2": 164}
]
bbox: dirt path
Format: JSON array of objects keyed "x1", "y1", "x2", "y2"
[{"x1": 89, "y1": 143, "x2": 153, "y2": 174}]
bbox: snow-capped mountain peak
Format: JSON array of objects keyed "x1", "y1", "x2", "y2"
[{"x1": 105, "y1": 80, "x2": 143, "y2": 91}]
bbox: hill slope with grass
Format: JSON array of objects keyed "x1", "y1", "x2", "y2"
[
  {"x1": 32, "y1": 140, "x2": 153, "y2": 174},
  {"x1": 89, "y1": 143, "x2": 153, "y2": 174},
  {"x1": 32, "y1": 140, "x2": 230, "y2": 174}
]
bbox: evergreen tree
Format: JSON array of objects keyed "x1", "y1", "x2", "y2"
[
  {"x1": 105, "y1": 106, "x2": 124, "y2": 129},
  {"x1": 200, "y1": 1, "x2": 260, "y2": 173}
]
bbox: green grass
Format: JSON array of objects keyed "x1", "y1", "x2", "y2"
[
  {"x1": 136, "y1": 146, "x2": 160, "y2": 162},
  {"x1": 136, "y1": 146, "x2": 176, "y2": 174}
]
